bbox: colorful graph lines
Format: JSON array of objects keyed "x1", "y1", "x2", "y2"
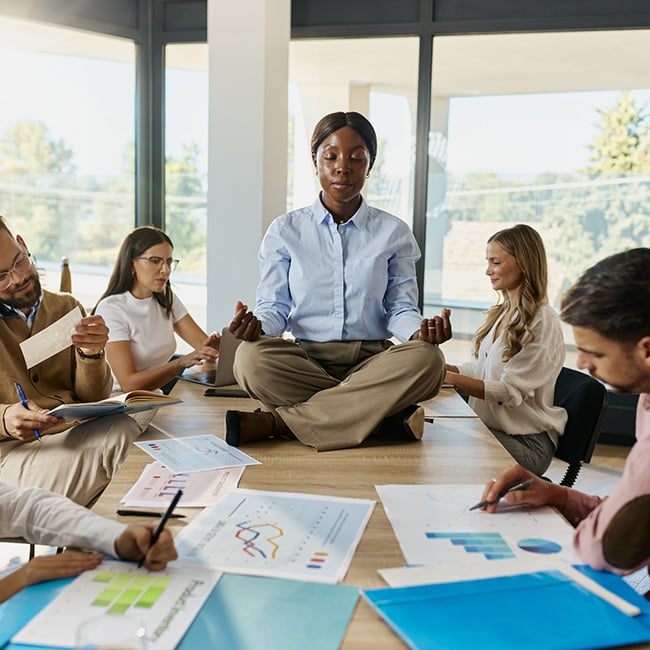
[{"x1": 235, "y1": 521, "x2": 284, "y2": 559}]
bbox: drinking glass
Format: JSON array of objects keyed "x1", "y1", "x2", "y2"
[{"x1": 74, "y1": 615, "x2": 147, "y2": 649}]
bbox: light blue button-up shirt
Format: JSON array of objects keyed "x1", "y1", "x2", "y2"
[
  {"x1": 255, "y1": 196, "x2": 423, "y2": 342},
  {"x1": 0, "y1": 295, "x2": 41, "y2": 331}
]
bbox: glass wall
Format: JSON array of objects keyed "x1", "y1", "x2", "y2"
[
  {"x1": 165, "y1": 43, "x2": 208, "y2": 331},
  {"x1": 0, "y1": 16, "x2": 135, "y2": 309},
  {"x1": 288, "y1": 37, "x2": 419, "y2": 225},
  {"x1": 424, "y1": 30, "x2": 650, "y2": 361}
]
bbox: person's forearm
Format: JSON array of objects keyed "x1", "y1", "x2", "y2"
[
  {"x1": 0, "y1": 570, "x2": 28, "y2": 603},
  {"x1": 445, "y1": 371, "x2": 485, "y2": 399},
  {"x1": 113, "y1": 360, "x2": 184, "y2": 393},
  {"x1": 74, "y1": 356, "x2": 113, "y2": 402}
]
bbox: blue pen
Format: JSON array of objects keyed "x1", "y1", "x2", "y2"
[{"x1": 14, "y1": 382, "x2": 41, "y2": 443}]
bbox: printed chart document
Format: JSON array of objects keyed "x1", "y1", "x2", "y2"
[
  {"x1": 134, "y1": 434, "x2": 260, "y2": 474},
  {"x1": 376, "y1": 484, "x2": 578, "y2": 566},
  {"x1": 176, "y1": 488, "x2": 375, "y2": 583},
  {"x1": 121, "y1": 461, "x2": 244, "y2": 508},
  {"x1": 11, "y1": 560, "x2": 220, "y2": 650},
  {"x1": 19, "y1": 306, "x2": 82, "y2": 369},
  {"x1": 47, "y1": 390, "x2": 181, "y2": 422}
]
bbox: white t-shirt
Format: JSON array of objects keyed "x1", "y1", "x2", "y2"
[
  {"x1": 458, "y1": 303, "x2": 568, "y2": 445},
  {"x1": 95, "y1": 291, "x2": 188, "y2": 373}
]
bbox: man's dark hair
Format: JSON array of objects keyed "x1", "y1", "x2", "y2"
[{"x1": 560, "y1": 247, "x2": 650, "y2": 345}]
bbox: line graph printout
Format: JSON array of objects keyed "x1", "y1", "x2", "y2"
[
  {"x1": 134, "y1": 434, "x2": 260, "y2": 473},
  {"x1": 376, "y1": 484, "x2": 578, "y2": 566},
  {"x1": 176, "y1": 488, "x2": 375, "y2": 583},
  {"x1": 11, "y1": 560, "x2": 220, "y2": 650}
]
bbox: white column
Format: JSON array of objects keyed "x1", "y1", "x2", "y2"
[{"x1": 206, "y1": 0, "x2": 290, "y2": 329}]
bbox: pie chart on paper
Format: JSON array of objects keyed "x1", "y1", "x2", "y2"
[{"x1": 516, "y1": 537, "x2": 563, "y2": 554}]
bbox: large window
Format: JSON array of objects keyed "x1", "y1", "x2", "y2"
[
  {"x1": 0, "y1": 16, "x2": 135, "y2": 309},
  {"x1": 288, "y1": 37, "x2": 419, "y2": 225},
  {"x1": 424, "y1": 31, "x2": 650, "y2": 360},
  {"x1": 165, "y1": 43, "x2": 208, "y2": 331}
]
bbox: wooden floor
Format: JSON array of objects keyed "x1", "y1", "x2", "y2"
[{"x1": 92, "y1": 380, "x2": 647, "y2": 649}]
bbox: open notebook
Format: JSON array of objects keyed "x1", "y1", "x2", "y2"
[
  {"x1": 180, "y1": 328, "x2": 249, "y2": 397},
  {"x1": 47, "y1": 390, "x2": 181, "y2": 421}
]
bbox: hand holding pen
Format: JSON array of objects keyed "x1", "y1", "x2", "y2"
[
  {"x1": 474, "y1": 465, "x2": 571, "y2": 514},
  {"x1": 138, "y1": 489, "x2": 183, "y2": 568},
  {"x1": 469, "y1": 479, "x2": 533, "y2": 510},
  {"x1": 14, "y1": 383, "x2": 42, "y2": 443}
]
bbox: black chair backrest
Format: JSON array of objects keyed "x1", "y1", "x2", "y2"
[{"x1": 553, "y1": 367, "x2": 608, "y2": 486}]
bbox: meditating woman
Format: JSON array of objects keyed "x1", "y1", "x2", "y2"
[
  {"x1": 445, "y1": 224, "x2": 567, "y2": 475},
  {"x1": 94, "y1": 226, "x2": 220, "y2": 392},
  {"x1": 225, "y1": 110, "x2": 450, "y2": 450}
]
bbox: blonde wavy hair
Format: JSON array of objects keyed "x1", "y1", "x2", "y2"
[{"x1": 472, "y1": 224, "x2": 549, "y2": 362}]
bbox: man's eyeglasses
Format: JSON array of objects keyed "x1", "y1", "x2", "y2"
[
  {"x1": 0, "y1": 252, "x2": 33, "y2": 291},
  {"x1": 133, "y1": 256, "x2": 179, "y2": 271}
]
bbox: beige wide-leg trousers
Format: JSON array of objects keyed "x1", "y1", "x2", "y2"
[
  {"x1": 0, "y1": 413, "x2": 144, "y2": 507},
  {"x1": 234, "y1": 337, "x2": 445, "y2": 451}
]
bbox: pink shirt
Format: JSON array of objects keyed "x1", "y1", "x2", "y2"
[{"x1": 565, "y1": 393, "x2": 650, "y2": 573}]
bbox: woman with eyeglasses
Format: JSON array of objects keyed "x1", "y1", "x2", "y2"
[{"x1": 94, "y1": 226, "x2": 220, "y2": 392}]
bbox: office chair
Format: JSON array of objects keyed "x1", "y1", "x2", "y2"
[{"x1": 551, "y1": 367, "x2": 608, "y2": 487}]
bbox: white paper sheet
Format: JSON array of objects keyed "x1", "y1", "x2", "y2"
[
  {"x1": 121, "y1": 461, "x2": 244, "y2": 507},
  {"x1": 134, "y1": 434, "x2": 260, "y2": 473},
  {"x1": 12, "y1": 560, "x2": 220, "y2": 650},
  {"x1": 19, "y1": 306, "x2": 81, "y2": 368},
  {"x1": 421, "y1": 388, "x2": 478, "y2": 418},
  {"x1": 376, "y1": 483, "x2": 579, "y2": 566},
  {"x1": 176, "y1": 488, "x2": 375, "y2": 583}
]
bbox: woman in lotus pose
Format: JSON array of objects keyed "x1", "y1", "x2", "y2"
[{"x1": 225, "y1": 111, "x2": 450, "y2": 451}]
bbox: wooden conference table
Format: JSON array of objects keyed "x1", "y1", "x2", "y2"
[{"x1": 91, "y1": 382, "x2": 532, "y2": 648}]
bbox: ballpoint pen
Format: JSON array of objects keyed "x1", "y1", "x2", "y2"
[
  {"x1": 14, "y1": 382, "x2": 41, "y2": 443},
  {"x1": 469, "y1": 478, "x2": 534, "y2": 511},
  {"x1": 116, "y1": 509, "x2": 185, "y2": 519},
  {"x1": 138, "y1": 489, "x2": 183, "y2": 568}
]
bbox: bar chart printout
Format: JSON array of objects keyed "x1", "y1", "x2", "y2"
[
  {"x1": 11, "y1": 561, "x2": 220, "y2": 650},
  {"x1": 376, "y1": 484, "x2": 577, "y2": 566},
  {"x1": 425, "y1": 531, "x2": 516, "y2": 560}
]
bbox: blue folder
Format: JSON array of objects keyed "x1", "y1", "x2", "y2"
[
  {"x1": 0, "y1": 573, "x2": 359, "y2": 650},
  {"x1": 363, "y1": 566, "x2": 650, "y2": 650}
]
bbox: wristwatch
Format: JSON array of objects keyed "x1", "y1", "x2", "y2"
[{"x1": 76, "y1": 347, "x2": 105, "y2": 360}]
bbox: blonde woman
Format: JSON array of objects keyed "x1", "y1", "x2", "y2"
[{"x1": 445, "y1": 224, "x2": 567, "y2": 475}]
